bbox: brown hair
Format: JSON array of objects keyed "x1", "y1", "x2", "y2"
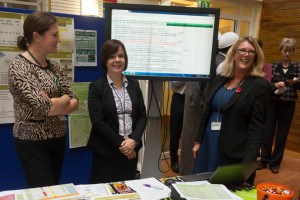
[
  {"x1": 17, "y1": 11, "x2": 57, "y2": 51},
  {"x1": 100, "y1": 39, "x2": 128, "y2": 72},
  {"x1": 221, "y1": 36, "x2": 264, "y2": 78}
]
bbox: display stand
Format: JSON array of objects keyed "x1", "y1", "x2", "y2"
[{"x1": 140, "y1": 80, "x2": 163, "y2": 179}]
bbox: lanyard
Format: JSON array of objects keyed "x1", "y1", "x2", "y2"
[
  {"x1": 27, "y1": 50, "x2": 61, "y2": 96},
  {"x1": 112, "y1": 84, "x2": 127, "y2": 137},
  {"x1": 217, "y1": 86, "x2": 227, "y2": 121},
  {"x1": 217, "y1": 78, "x2": 245, "y2": 121}
]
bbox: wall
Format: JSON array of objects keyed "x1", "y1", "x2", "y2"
[{"x1": 259, "y1": 0, "x2": 300, "y2": 152}]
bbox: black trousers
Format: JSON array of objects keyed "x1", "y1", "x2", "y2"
[
  {"x1": 169, "y1": 92, "x2": 185, "y2": 163},
  {"x1": 261, "y1": 100, "x2": 295, "y2": 168},
  {"x1": 14, "y1": 136, "x2": 66, "y2": 188},
  {"x1": 89, "y1": 151, "x2": 138, "y2": 184}
]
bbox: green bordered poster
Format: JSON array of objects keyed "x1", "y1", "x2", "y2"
[{"x1": 68, "y1": 82, "x2": 91, "y2": 148}]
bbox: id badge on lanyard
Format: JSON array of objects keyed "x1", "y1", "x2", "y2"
[{"x1": 211, "y1": 121, "x2": 221, "y2": 130}]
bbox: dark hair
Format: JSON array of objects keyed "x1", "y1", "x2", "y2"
[
  {"x1": 17, "y1": 11, "x2": 57, "y2": 51},
  {"x1": 219, "y1": 46, "x2": 231, "y2": 54},
  {"x1": 257, "y1": 39, "x2": 263, "y2": 48},
  {"x1": 100, "y1": 39, "x2": 128, "y2": 72}
]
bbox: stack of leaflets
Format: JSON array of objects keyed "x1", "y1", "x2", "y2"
[
  {"x1": 75, "y1": 181, "x2": 141, "y2": 200},
  {"x1": 170, "y1": 181, "x2": 243, "y2": 200},
  {"x1": 0, "y1": 183, "x2": 82, "y2": 200}
]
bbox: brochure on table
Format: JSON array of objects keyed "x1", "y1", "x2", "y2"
[
  {"x1": 171, "y1": 181, "x2": 243, "y2": 200},
  {"x1": 0, "y1": 177, "x2": 171, "y2": 200},
  {"x1": 0, "y1": 177, "x2": 246, "y2": 200}
]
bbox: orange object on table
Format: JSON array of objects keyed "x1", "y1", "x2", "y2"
[{"x1": 257, "y1": 182, "x2": 294, "y2": 200}]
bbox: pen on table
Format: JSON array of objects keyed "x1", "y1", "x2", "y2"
[{"x1": 143, "y1": 184, "x2": 163, "y2": 190}]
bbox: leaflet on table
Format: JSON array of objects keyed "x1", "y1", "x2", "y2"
[
  {"x1": 75, "y1": 183, "x2": 108, "y2": 197},
  {"x1": 172, "y1": 182, "x2": 243, "y2": 200},
  {"x1": 76, "y1": 178, "x2": 170, "y2": 200},
  {"x1": 75, "y1": 181, "x2": 140, "y2": 199},
  {"x1": 125, "y1": 177, "x2": 171, "y2": 200},
  {"x1": 92, "y1": 193, "x2": 141, "y2": 200},
  {"x1": 76, "y1": 181, "x2": 136, "y2": 196},
  {"x1": 0, "y1": 178, "x2": 169, "y2": 200},
  {"x1": 0, "y1": 194, "x2": 14, "y2": 200},
  {"x1": 0, "y1": 183, "x2": 80, "y2": 200}
]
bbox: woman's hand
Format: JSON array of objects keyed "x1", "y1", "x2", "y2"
[
  {"x1": 48, "y1": 95, "x2": 71, "y2": 116},
  {"x1": 119, "y1": 138, "x2": 136, "y2": 156},
  {"x1": 126, "y1": 151, "x2": 136, "y2": 160},
  {"x1": 274, "y1": 81, "x2": 285, "y2": 88},
  {"x1": 286, "y1": 77, "x2": 298, "y2": 85},
  {"x1": 192, "y1": 142, "x2": 200, "y2": 159},
  {"x1": 39, "y1": 90, "x2": 50, "y2": 99}
]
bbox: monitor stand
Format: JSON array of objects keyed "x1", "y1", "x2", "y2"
[{"x1": 139, "y1": 80, "x2": 163, "y2": 179}]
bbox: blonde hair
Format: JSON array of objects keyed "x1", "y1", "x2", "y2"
[
  {"x1": 221, "y1": 36, "x2": 264, "y2": 78},
  {"x1": 279, "y1": 38, "x2": 296, "y2": 52}
]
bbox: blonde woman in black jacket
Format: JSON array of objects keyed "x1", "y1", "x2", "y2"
[{"x1": 193, "y1": 36, "x2": 272, "y2": 184}]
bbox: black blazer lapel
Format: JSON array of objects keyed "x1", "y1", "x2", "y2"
[
  {"x1": 207, "y1": 76, "x2": 228, "y2": 103},
  {"x1": 102, "y1": 78, "x2": 119, "y2": 124}
]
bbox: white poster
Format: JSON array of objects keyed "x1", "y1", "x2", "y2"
[
  {"x1": 75, "y1": 29, "x2": 97, "y2": 66},
  {"x1": 0, "y1": 85, "x2": 14, "y2": 124},
  {"x1": 0, "y1": 12, "x2": 22, "y2": 124},
  {"x1": 0, "y1": 12, "x2": 22, "y2": 85}
]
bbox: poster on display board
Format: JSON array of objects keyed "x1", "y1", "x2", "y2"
[
  {"x1": 68, "y1": 82, "x2": 91, "y2": 148},
  {"x1": 75, "y1": 29, "x2": 97, "y2": 66}
]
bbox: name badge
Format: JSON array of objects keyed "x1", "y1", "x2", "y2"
[{"x1": 211, "y1": 121, "x2": 221, "y2": 130}]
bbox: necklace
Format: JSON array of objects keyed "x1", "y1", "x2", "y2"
[
  {"x1": 226, "y1": 77, "x2": 245, "y2": 90},
  {"x1": 27, "y1": 50, "x2": 47, "y2": 68},
  {"x1": 217, "y1": 86, "x2": 235, "y2": 121}
]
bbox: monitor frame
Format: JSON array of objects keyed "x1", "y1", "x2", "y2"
[{"x1": 104, "y1": 3, "x2": 220, "y2": 82}]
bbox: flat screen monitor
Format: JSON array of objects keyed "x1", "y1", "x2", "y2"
[{"x1": 104, "y1": 3, "x2": 220, "y2": 81}]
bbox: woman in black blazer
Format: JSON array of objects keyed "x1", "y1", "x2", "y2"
[
  {"x1": 192, "y1": 36, "x2": 272, "y2": 183},
  {"x1": 87, "y1": 39, "x2": 147, "y2": 183}
]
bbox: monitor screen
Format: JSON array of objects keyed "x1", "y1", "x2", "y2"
[{"x1": 104, "y1": 3, "x2": 220, "y2": 81}]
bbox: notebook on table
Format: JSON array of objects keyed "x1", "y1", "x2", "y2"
[{"x1": 179, "y1": 161, "x2": 259, "y2": 186}]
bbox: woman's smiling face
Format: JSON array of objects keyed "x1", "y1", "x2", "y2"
[
  {"x1": 106, "y1": 46, "x2": 126, "y2": 76},
  {"x1": 234, "y1": 41, "x2": 256, "y2": 72}
]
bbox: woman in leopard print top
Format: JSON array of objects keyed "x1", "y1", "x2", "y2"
[{"x1": 8, "y1": 11, "x2": 79, "y2": 188}]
